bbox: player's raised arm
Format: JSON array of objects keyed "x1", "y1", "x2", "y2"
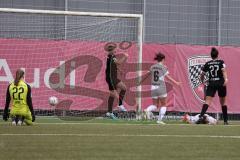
[
  {"x1": 115, "y1": 53, "x2": 129, "y2": 65},
  {"x1": 165, "y1": 74, "x2": 181, "y2": 86},
  {"x1": 200, "y1": 63, "x2": 208, "y2": 83},
  {"x1": 200, "y1": 71, "x2": 205, "y2": 83},
  {"x1": 138, "y1": 71, "x2": 151, "y2": 86},
  {"x1": 222, "y1": 65, "x2": 228, "y2": 86}
]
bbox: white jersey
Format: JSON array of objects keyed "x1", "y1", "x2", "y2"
[
  {"x1": 183, "y1": 114, "x2": 217, "y2": 125},
  {"x1": 150, "y1": 63, "x2": 169, "y2": 99},
  {"x1": 150, "y1": 63, "x2": 169, "y2": 85}
]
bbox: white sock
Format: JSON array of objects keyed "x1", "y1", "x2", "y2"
[
  {"x1": 158, "y1": 107, "x2": 167, "y2": 121},
  {"x1": 145, "y1": 105, "x2": 157, "y2": 112}
]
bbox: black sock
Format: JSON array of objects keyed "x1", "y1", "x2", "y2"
[
  {"x1": 15, "y1": 115, "x2": 19, "y2": 123},
  {"x1": 108, "y1": 96, "x2": 114, "y2": 112},
  {"x1": 19, "y1": 116, "x2": 24, "y2": 122},
  {"x1": 200, "y1": 104, "x2": 209, "y2": 117},
  {"x1": 119, "y1": 89, "x2": 126, "y2": 106},
  {"x1": 222, "y1": 105, "x2": 228, "y2": 122}
]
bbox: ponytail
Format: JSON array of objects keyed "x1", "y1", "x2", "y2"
[{"x1": 14, "y1": 69, "x2": 24, "y2": 86}]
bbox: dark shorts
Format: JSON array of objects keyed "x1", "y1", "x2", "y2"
[
  {"x1": 205, "y1": 85, "x2": 227, "y2": 97},
  {"x1": 106, "y1": 79, "x2": 121, "y2": 90}
]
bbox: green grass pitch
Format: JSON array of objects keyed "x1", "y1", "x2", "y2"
[{"x1": 0, "y1": 117, "x2": 240, "y2": 160}]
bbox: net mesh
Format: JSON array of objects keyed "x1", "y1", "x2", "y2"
[{"x1": 0, "y1": 11, "x2": 140, "y2": 120}]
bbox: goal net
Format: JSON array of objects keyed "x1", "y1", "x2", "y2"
[{"x1": 0, "y1": 8, "x2": 143, "y2": 121}]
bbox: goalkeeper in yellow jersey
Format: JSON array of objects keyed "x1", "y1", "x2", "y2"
[{"x1": 3, "y1": 69, "x2": 35, "y2": 125}]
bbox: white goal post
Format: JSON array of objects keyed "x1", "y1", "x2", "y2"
[{"x1": 0, "y1": 8, "x2": 143, "y2": 115}]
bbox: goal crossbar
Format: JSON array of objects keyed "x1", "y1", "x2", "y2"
[{"x1": 0, "y1": 8, "x2": 142, "y2": 18}]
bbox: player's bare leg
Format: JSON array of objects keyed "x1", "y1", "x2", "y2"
[
  {"x1": 205, "y1": 96, "x2": 213, "y2": 105},
  {"x1": 219, "y1": 96, "x2": 228, "y2": 125},
  {"x1": 219, "y1": 96, "x2": 226, "y2": 106},
  {"x1": 116, "y1": 81, "x2": 127, "y2": 111},
  {"x1": 143, "y1": 98, "x2": 158, "y2": 120},
  {"x1": 106, "y1": 90, "x2": 118, "y2": 119},
  {"x1": 152, "y1": 98, "x2": 158, "y2": 107},
  {"x1": 157, "y1": 97, "x2": 167, "y2": 124}
]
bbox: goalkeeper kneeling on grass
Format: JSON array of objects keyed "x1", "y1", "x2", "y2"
[{"x1": 3, "y1": 69, "x2": 35, "y2": 125}]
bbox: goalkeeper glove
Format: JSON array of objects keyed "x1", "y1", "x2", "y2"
[{"x1": 3, "y1": 110, "x2": 9, "y2": 121}]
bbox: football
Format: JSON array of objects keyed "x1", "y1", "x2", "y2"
[{"x1": 49, "y1": 96, "x2": 58, "y2": 106}]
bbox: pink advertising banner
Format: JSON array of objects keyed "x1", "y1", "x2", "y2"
[
  {"x1": 0, "y1": 39, "x2": 239, "y2": 113},
  {"x1": 141, "y1": 44, "x2": 239, "y2": 113},
  {"x1": 0, "y1": 39, "x2": 139, "y2": 111},
  {"x1": 172, "y1": 45, "x2": 240, "y2": 113}
]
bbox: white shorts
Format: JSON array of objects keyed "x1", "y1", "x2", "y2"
[{"x1": 151, "y1": 85, "x2": 167, "y2": 99}]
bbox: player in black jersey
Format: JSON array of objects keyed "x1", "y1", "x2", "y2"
[
  {"x1": 198, "y1": 47, "x2": 229, "y2": 125},
  {"x1": 105, "y1": 44, "x2": 128, "y2": 119}
]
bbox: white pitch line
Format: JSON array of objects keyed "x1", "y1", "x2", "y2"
[
  {"x1": 34, "y1": 122, "x2": 240, "y2": 127},
  {"x1": 1, "y1": 122, "x2": 240, "y2": 126},
  {"x1": 0, "y1": 134, "x2": 240, "y2": 139}
]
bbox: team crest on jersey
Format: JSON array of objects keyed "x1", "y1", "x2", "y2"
[{"x1": 187, "y1": 55, "x2": 211, "y2": 103}]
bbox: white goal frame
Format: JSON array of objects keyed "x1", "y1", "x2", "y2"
[{"x1": 0, "y1": 8, "x2": 143, "y2": 113}]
